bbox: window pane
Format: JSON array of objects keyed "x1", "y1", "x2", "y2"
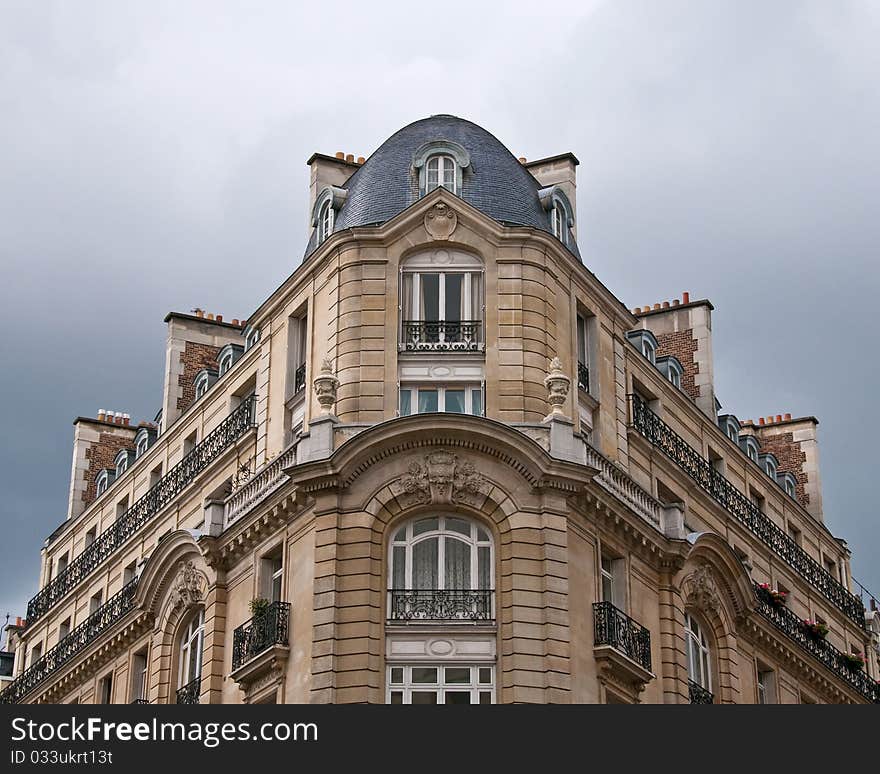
[
  {"x1": 412, "y1": 517, "x2": 438, "y2": 536},
  {"x1": 479, "y1": 691, "x2": 492, "y2": 704},
  {"x1": 394, "y1": 526, "x2": 407, "y2": 541},
  {"x1": 418, "y1": 389, "x2": 438, "y2": 413},
  {"x1": 412, "y1": 667, "x2": 438, "y2": 684},
  {"x1": 392, "y1": 546, "x2": 406, "y2": 589},
  {"x1": 445, "y1": 517, "x2": 469, "y2": 536},
  {"x1": 445, "y1": 390, "x2": 465, "y2": 414},
  {"x1": 470, "y1": 274, "x2": 482, "y2": 321},
  {"x1": 420, "y1": 274, "x2": 439, "y2": 321},
  {"x1": 476, "y1": 527, "x2": 489, "y2": 542},
  {"x1": 444, "y1": 691, "x2": 471, "y2": 705},
  {"x1": 411, "y1": 691, "x2": 438, "y2": 704},
  {"x1": 412, "y1": 538, "x2": 439, "y2": 590},
  {"x1": 390, "y1": 691, "x2": 403, "y2": 704},
  {"x1": 478, "y1": 547, "x2": 491, "y2": 590},
  {"x1": 478, "y1": 667, "x2": 492, "y2": 685},
  {"x1": 444, "y1": 538, "x2": 471, "y2": 589},
  {"x1": 399, "y1": 389, "x2": 411, "y2": 416},
  {"x1": 602, "y1": 574, "x2": 613, "y2": 604},
  {"x1": 471, "y1": 389, "x2": 482, "y2": 416},
  {"x1": 401, "y1": 274, "x2": 413, "y2": 320},
  {"x1": 390, "y1": 668, "x2": 404, "y2": 684},
  {"x1": 445, "y1": 273, "x2": 463, "y2": 322},
  {"x1": 445, "y1": 667, "x2": 471, "y2": 684}
]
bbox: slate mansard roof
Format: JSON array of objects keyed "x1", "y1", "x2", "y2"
[{"x1": 304, "y1": 114, "x2": 580, "y2": 260}]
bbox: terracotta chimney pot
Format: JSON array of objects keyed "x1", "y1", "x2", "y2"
[
  {"x1": 335, "y1": 151, "x2": 344, "y2": 159},
  {"x1": 784, "y1": 413, "x2": 792, "y2": 421},
  {"x1": 682, "y1": 291, "x2": 690, "y2": 304},
  {"x1": 345, "y1": 153, "x2": 354, "y2": 162},
  {"x1": 758, "y1": 417, "x2": 765, "y2": 425},
  {"x1": 357, "y1": 156, "x2": 365, "y2": 164},
  {"x1": 662, "y1": 301, "x2": 670, "y2": 309},
  {"x1": 216, "y1": 314, "x2": 223, "y2": 322}
]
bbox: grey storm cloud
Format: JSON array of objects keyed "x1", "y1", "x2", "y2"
[{"x1": 1, "y1": 0, "x2": 878, "y2": 620}]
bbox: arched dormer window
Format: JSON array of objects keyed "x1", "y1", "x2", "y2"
[
  {"x1": 217, "y1": 343, "x2": 244, "y2": 377},
  {"x1": 95, "y1": 469, "x2": 115, "y2": 497},
  {"x1": 176, "y1": 608, "x2": 204, "y2": 704},
  {"x1": 114, "y1": 449, "x2": 134, "y2": 478},
  {"x1": 656, "y1": 355, "x2": 684, "y2": 389},
  {"x1": 400, "y1": 249, "x2": 484, "y2": 352},
  {"x1": 538, "y1": 186, "x2": 574, "y2": 247},
  {"x1": 413, "y1": 141, "x2": 471, "y2": 198},
  {"x1": 718, "y1": 414, "x2": 741, "y2": 444},
  {"x1": 193, "y1": 369, "x2": 218, "y2": 401},
  {"x1": 759, "y1": 453, "x2": 778, "y2": 480},
  {"x1": 625, "y1": 329, "x2": 658, "y2": 365},
  {"x1": 243, "y1": 325, "x2": 260, "y2": 351},
  {"x1": 134, "y1": 427, "x2": 155, "y2": 458},
  {"x1": 311, "y1": 186, "x2": 347, "y2": 246},
  {"x1": 779, "y1": 472, "x2": 797, "y2": 499},
  {"x1": 685, "y1": 612, "x2": 713, "y2": 703},
  {"x1": 740, "y1": 435, "x2": 760, "y2": 464}
]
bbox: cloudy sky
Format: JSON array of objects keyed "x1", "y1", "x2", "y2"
[{"x1": 1, "y1": 0, "x2": 878, "y2": 624}]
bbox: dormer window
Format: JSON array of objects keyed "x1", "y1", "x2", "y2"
[
  {"x1": 217, "y1": 343, "x2": 244, "y2": 377},
  {"x1": 625, "y1": 329, "x2": 658, "y2": 365},
  {"x1": 741, "y1": 435, "x2": 760, "y2": 463},
  {"x1": 656, "y1": 356, "x2": 683, "y2": 389},
  {"x1": 193, "y1": 369, "x2": 218, "y2": 401},
  {"x1": 134, "y1": 426, "x2": 156, "y2": 458},
  {"x1": 136, "y1": 434, "x2": 149, "y2": 458},
  {"x1": 779, "y1": 472, "x2": 797, "y2": 499},
  {"x1": 311, "y1": 186, "x2": 347, "y2": 247},
  {"x1": 95, "y1": 469, "x2": 115, "y2": 497},
  {"x1": 244, "y1": 325, "x2": 260, "y2": 351},
  {"x1": 538, "y1": 186, "x2": 575, "y2": 247},
  {"x1": 413, "y1": 141, "x2": 470, "y2": 199},
  {"x1": 760, "y1": 453, "x2": 778, "y2": 480},
  {"x1": 718, "y1": 414, "x2": 741, "y2": 444},
  {"x1": 114, "y1": 449, "x2": 134, "y2": 478},
  {"x1": 426, "y1": 155, "x2": 456, "y2": 194}
]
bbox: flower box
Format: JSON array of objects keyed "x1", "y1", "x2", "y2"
[
  {"x1": 841, "y1": 652, "x2": 866, "y2": 672},
  {"x1": 801, "y1": 619, "x2": 829, "y2": 640},
  {"x1": 758, "y1": 583, "x2": 787, "y2": 607}
]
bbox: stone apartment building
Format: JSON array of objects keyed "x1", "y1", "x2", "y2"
[{"x1": 2, "y1": 115, "x2": 878, "y2": 705}]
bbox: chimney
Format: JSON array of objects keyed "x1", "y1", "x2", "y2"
[
  {"x1": 307, "y1": 151, "x2": 359, "y2": 235},
  {"x1": 523, "y1": 152, "x2": 579, "y2": 240},
  {"x1": 682, "y1": 291, "x2": 690, "y2": 304}
]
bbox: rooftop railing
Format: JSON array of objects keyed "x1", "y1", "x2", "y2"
[{"x1": 26, "y1": 396, "x2": 256, "y2": 626}]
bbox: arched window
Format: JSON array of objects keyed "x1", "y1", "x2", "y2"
[
  {"x1": 193, "y1": 369, "x2": 217, "y2": 401},
  {"x1": 96, "y1": 469, "x2": 113, "y2": 497},
  {"x1": 177, "y1": 609, "x2": 204, "y2": 703},
  {"x1": 426, "y1": 155, "x2": 456, "y2": 194},
  {"x1": 219, "y1": 351, "x2": 234, "y2": 376},
  {"x1": 390, "y1": 516, "x2": 492, "y2": 591},
  {"x1": 135, "y1": 431, "x2": 150, "y2": 459},
  {"x1": 244, "y1": 326, "x2": 260, "y2": 351},
  {"x1": 685, "y1": 612, "x2": 713, "y2": 702},
  {"x1": 552, "y1": 201, "x2": 566, "y2": 244},
  {"x1": 114, "y1": 450, "x2": 131, "y2": 478},
  {"x1": 539, "y1": 186, "x2": 574, "y2": 247},
  {"x1": 318, "y1": 199, "x2": 334, "y2": 244}
]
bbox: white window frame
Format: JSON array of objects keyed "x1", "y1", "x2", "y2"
[
  {"x1": 685, "y1": 612, "x2": 712, "y2": 693},
  {"x1": 318, "y1": 200, "x2": 334, "y2": 243},
  {"x1": 425, "y1": 154, "x2": 456, "y2": 194},
  {"x1": 96, "y1": 470, "x2": 111, "y2": 496},
  {"x1": 402, "y1": 271, "x2": 482, "y2": 324},
  {"x1": 389, "y1": 516, "x2": 493, "y2": 592},
  {"x1": 552, "y1": 202, "x2": 567, "y2": 244},
  {"x1": 115, "y1": 454, "x2": 128, "y2": 478},
  {"x1": 244, "y1": 327, "x2": 260, "y2": 351},
  {"x1": 178, "y1": 609, "x2": 205, "y2": 690},
  {"x1": 642, "y1": 338, "x2": 656, "y2": 364},
  {"x1": 218, "y1": 351, "x2": 234, "y2": 376},
  {"x1": 387, "y1": 663, "x2": 494, "y2": 704},
  {"x1": 135, "y1": 434, "x2": 149, "y2": 458},
  {"x1": 399, "y1": 384, "x2": 483, "y2": 416},
  {"x1": 757, "y1": 667, "x2": 776, "y2": 704},
  {"x1": 784, "y1": 477, "x2": 796, "y2": 498}
]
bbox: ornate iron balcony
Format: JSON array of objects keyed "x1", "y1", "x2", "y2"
[
  {"x1": 688, "y1": 680, "x2": 714, "y2": 704},
  {"x1": 593, "y1": 601, "x2": 652, "y2": 672},
  {"x1": 131, "y1": 699, "x2": 149, "y2": 704},
  {"x1": 577, "y1": 361, "x2": 590, "y2": 392},
  {"x1": 753, "y1": 583, "x2": 879, "y2": 703},
  {"x1": 232, "y1": 602, "x2": 291, "y2": 671},
  {"x1": 176, "y1": 677, "x2": 200, "y2": 705},
  {"x1": 629, "y1": 394, "x2": 865, "y2": 628},
  {"x1": 293, "y1": 363, "x2": 306, "y2": 395},
  {"x1": 388, "y1": 589, "x2": 494, "y2": 622},
  {"x1": 0, "y1": 579, "x2": 138, "y2": 704},
  {"x1": 401, "y1": 320, "x2": 482, "y2": 352},
  {"x1": 26, "y1": 396, "x2": 256, "y2": 626}
]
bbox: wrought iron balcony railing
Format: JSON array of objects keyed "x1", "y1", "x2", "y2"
[
  {"x1": 753, "y1": 583, "x2": 879, "y2": 703},
  {"x1": 629, "y1": 394, "x2": 865, "y2": 628},
  {"x1": 131, "y1": 699, "x2": 149, "y2": 705},
  {"x1": 224, "y1": 443, "x2": 297, "y2": 528},
  {"x1": 401, "y1": 320, "x2": 482, "y2": 352},
  {"x1": 577, "y1": 361, "x2": 590, "y2": 392},
  {"x1": 176, "y1": 677, "x2": 200, "y2": 705},
  {"x1": 231, "y1": 602, "x2": 291, "y2": 671},
  {"x1": 0, "y1": 579, "x2": 138, "y2": 704},
  {"x1": 388, "y1": 589, "x2": 494, "y2": 622},
  {"x1": 293, "y1": 363, "x2": 306, "y2": 395},
  {"x1": 27, "y1": 396, "x2": 256, "y2": 625},
  {"x1": 688, "y1": 680, "x2": 714, "y2": 704},
  {"x1": 593, "y1": 601, "x2": 652, "y2": 672}
]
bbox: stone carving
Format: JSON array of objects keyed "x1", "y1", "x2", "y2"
[
  {"x1": 543, "y1": 356, "x2": 571, "y2": 419},
  {"x1": 170, "y1": 560, "x2": 207, "y2": 611},
  {"x1": 392, "y1": 451, "x2": 488, "y2": 507},
  {"x1": 313, "y1": 357, "x2": 340, "y2": 415},
  {"x1": 683, "y1": 563, "x2": 721, "y2": 615},
  {"x1": 424, "y1": 202, "x2": 458, "y2": 240}
]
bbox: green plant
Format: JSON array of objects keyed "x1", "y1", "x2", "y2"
[
  {"x1": 841, "y1": 652, "x2": 866, "y2": 671},
  {"x1": 249, "y1": 597, "x2": 270, "y2": 618},
  {"x1": 801, "y1": 619, "x2": 829, "y2": 639}
]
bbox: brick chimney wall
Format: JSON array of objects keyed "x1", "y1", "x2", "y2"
[
  {"x1": 82, "y1": 433, "x2": 135, "y2": 507},
  {"x1": 754, "y1": 430, "x2": 809, "y2": 507},
  {"x1": 177, "y1": 341, "x2": 221, "y2": 411},
  {"x1": 655, "y1": 330, "x2": 700, "y2": 402}
]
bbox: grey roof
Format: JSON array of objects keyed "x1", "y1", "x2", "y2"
[{"x1": 304, "y1": 115, "x2": 580, "y2": 260}]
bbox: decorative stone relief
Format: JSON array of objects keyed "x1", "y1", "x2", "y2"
[
  {"x1": 424, "y1": 202, "x2": 458, "y2": 240},
  {"x1": 313, "y1": 357, "x2": 340, "y2": 415},
  {"x1": 169, "y1": 560, "x2": 207, "y2": 612},
  {"x1": 682, "y1": 563, "x2": 721, "y2": 615},
  {"x1": 391, "y1": 450, "x2": 488, "y2": 507}
]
